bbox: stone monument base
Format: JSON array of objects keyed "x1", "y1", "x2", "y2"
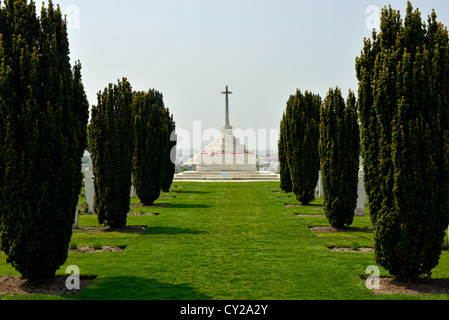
[
  {"x1": 196, "y1": 164, "x2": 258, "y2": 173},
  {"x1": 173, "y1": 170, "x2": 280, "y2": 181}
]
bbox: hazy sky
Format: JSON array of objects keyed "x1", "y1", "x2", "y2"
[{"x1": 28, "y1": 0, "x2": 449, "y2": 152}]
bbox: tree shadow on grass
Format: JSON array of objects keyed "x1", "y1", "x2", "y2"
[
  {"x1": 180, "y1": 190, "x2": 211, "y2": 195},
  {"x1": 78, "y1": 226, "x2": 147, "y2": 234},
  {"x1": 142, "y1": 226, "x2": 208, "y2": 235},
  {"x1": 74, "y1": 276, "x2": 212, "y2": 300}
]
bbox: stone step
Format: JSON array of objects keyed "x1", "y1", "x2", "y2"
[
  {"x1": 173, "y1": 172, "x2": 280, "y2": 181},
  {"x1": 174, "y1": 178, "x2": 280, "y2": 180},
  {"x1": 196, "y1": 166, "x2": 258, "y2": 173}
]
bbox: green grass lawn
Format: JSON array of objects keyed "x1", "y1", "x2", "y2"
[{"x1": 1, "y1": 181, "x2": 449, "y2": 300}]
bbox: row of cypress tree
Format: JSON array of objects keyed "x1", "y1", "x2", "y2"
[
  {"x1": 280, "y1": 1, "x2": 449, "y2": 282},
  {"x1": 279, "y1": 89, "x2": 360, "y2": 229},
  {"x1": 0, "y1": 0, "x2": 176, "y2": 279},
  {"x1": 89, "y1": 81, "x2": 176, "y2": 229}
]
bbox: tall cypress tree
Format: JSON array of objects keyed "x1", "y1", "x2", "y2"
[
  {"x1": 161, "y1": 109, "x2": 176, "y2": 193},
  {"x1": 319, "y1": 88, "x2": 360, "y2": 228},
  {"x1": 132, "y1": 89, "x2": 168, "y2": 206},
  {"x1": 0, "y1": 0, "x2": 89, "y2": 280},
  {"x1": 278, "y1": 111, "x2": 292, "y2": 193},
  {"x1": 356, "y1": 2, "x2": 449, "y2": 281},
  {"x1": 89, "y1": 79, "x2": 134, "y2": 229},
  {"x1": 284, "y1": 90, "x2": 321, "y2": 205}
]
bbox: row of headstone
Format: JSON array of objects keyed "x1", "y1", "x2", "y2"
[
  {"x1": 315, "y1": 169, "x2": 367, "y2": 216},
  {"x1": 76, "y1": 165, "x2": 367, "y2": 228}
]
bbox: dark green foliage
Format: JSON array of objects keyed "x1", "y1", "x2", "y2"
[
  {"x1": 132, "y1": 89, "x2": 169, "y2": 205},
  {"x1": 0, "y1": 0, "x2": 89, "y2": 280},
  {"x1": 284, "y1": 90, "x2": 321, "y2": 205},
  {"x1": 89, "y1": 79, "x2": 134, "y2": 228},
  {"x1": 161, "y1": 110, "x2": 176, "y2": 193},
  {"x1": 319, "y1": 88, "x2": 360, "y2": 228},
  {"x1": 278, "y1": 112, "x2": 292, "y2": 193},
  {"x1": 356, "y1": 2, "x2": 449, "y2": 281},
  {"x1": 73, "y1": 63, "x2": 90, "y2": 202}
]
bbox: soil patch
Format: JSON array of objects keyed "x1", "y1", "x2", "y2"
[
  {"x1": 295, "y1": 213, "x2": 326, "y2": 217},
  {"x1": 361, "y1": 276, "x2": 449, "y2": 295},
  {"x1": 309, "y1": 226, "x2": 373, "y2": 232},
  {"x1": 0, "y1": 275, "x2": 96, "y2": 296},
  {"x1": 77, "y1": 225, "x2": 146, "y2": 234},
  {"x1": 128, "y1": 212, "x2": 160, "y2": 216},
  {"x1": 329, "y1": 246, "x2": 373, "y2": 252},
  {"x1": 69, "y1": 245, "x2": 126, "y2": 253}
]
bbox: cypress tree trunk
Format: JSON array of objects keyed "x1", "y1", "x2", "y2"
[
  {"x1": 356, "y1": 2, "x2": 449, "y2": 281},
  {"x1": 284, "y1": 90, "x2": 321, "y2": 205},
  {"x1": 319, "y1": 88, "x2": 360, "y2": 228},
  {"x1": 0, "y1": 0, "x2": 89, "y2": 280},
  {"x1": 132, "y1": 89, "x2": 167, "y2": 206},
  {"x1": 89, "y1": 79, "x2": 134, "y2": 229}
]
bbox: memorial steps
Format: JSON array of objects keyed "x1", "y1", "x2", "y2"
[{"x1": 173, "y1": 170, "x2": 280, "y2": 181}]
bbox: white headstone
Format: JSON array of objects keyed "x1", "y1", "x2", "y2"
[
  {"x1": 84, "y1": 165, "x2": 95, "y2": 214},
  {"x1": 355, "y1": 169, "x2": 366, "y2": 216},
  {"x1": 84, "y1": 165, "x2": 136, "y2": 210},
  {"x1": 316, "y1": 171, "x2": 323, "y2": 198},
  {"x1": 73, "y1": 208, "x2": 79, "y2": 229}
]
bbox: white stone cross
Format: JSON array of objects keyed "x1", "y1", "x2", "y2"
[{"x1": 221, "y1": 86, "x2": 233, "y2": 128}]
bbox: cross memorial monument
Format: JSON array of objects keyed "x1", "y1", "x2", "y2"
[{"x1": 174, "y1": 86, "x2": 279, "y2": 181}]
